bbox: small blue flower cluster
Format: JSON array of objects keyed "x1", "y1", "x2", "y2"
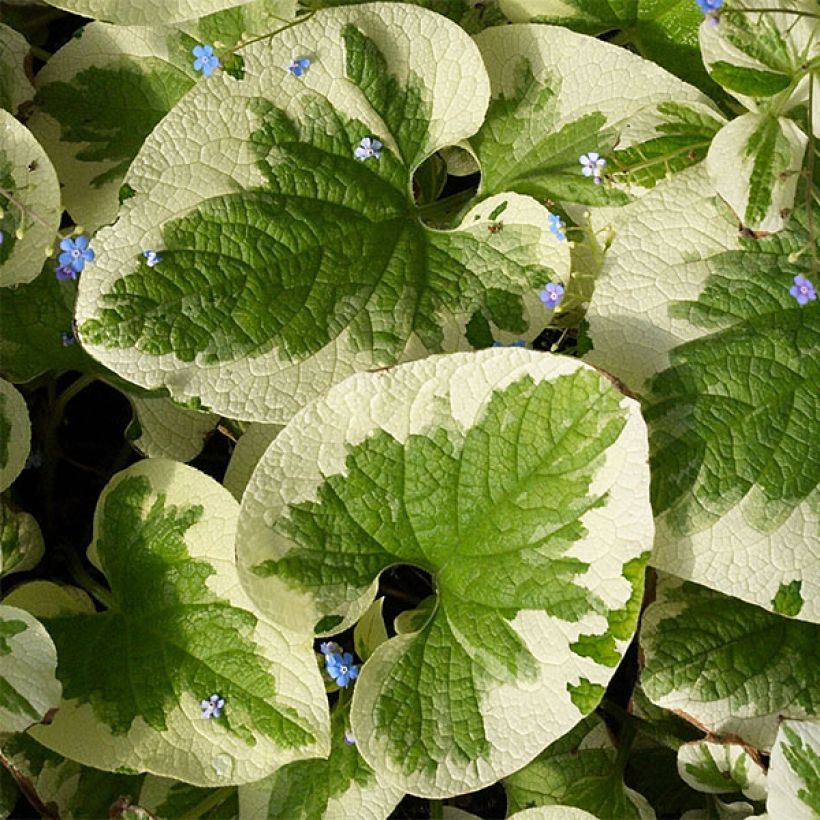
[
  {"x1": 193, "y1": 45, "x2": 220, "y2": 78},
  {"x1": 320, "y1": 641, "x2": 360, "y2": 688},
  {"x1": 695, "y1": 0, "x2": 723, "y2": 23},
  {"x1": 790, "y1": 275, "x2": 816, "y2": 306},
  {"x1": 201, "y1": 693, "x2": 225, "y2": 719},
  {"x1": 55, "y1": 235, "x2": 94, "y2": 281}
]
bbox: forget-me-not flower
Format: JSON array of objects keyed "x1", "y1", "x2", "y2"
[
  {"x1": 695, "y1": 0, "x2": 723, "y2": 22},
  {"x1": 579, "y1": 153, "x2": 606, "y2": 185},
  {"x1": 320, "y1": 641, "x2": 342, "y2": 656},
  {"x1": 288, "y1": 57, "x2": 311, "y2": 77},
  {"x1": 344, "y1": 730, "x2": 356, "y2": 746},
  {"x1": 548, "y1": 212, "x2": 566, "y2": 241},
  {"x1": 790, "y1": 275, "x2": 817, "y2": 306},
  {"x1": 200, "y1": 694, "x2": 225, "y2": 719},
  {"x1": 355, "y1": 137, "x2": 382, "y2": 161},
  {"x1": 539, "y1": 282, "x2": 565, "y2": 309},
  {"x1": 55, "y1": 264, "x2": 77, "y2": 282},
  {"x1": 143, "y1": 250, "x2": 161, "y2": 267},
  {"x1": 326, "y1": 652, "x2": 359, "y2": 688},
  {"x1": 193, "y1": 45, "x2": 221, "y2": 78},
  {"x1": 59, "y1": 235, "x2": 95, "y2": 273}
]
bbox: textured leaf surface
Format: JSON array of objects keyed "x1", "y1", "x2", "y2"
[
  {"x1": 76, "y1": 5, "x2": 570, "y2": 422},
  {"x1": 0, "y1": 379, "x2": 30, "y2": 493},
  {"x1": 0, "y1": 23, "x2": 34, "y2": 115},
  {"x1": 767, "y1": 720, "x2": 820, "y2": 819},
  {"x1": 138, "y1": 776, "x2": 238, "y2": 819},
  {"x1": 585, "y1": 166, "x2": 819, "y2": 620},
  {"x1": 641, "y1": 575, "x2": 820, "y2": 750},
  {"x1": 471, "y1": 25, "x2": 721, "y2": 204},
  {"x1": 0, "y1": 604, "x2": 61, "y2": 734},
  {"x1": 509, "y1": 810, "x2": 600, "y2": 820},
  {"x1": 505, "y1": 714, "x2": 656, "y2": 818},
  {"x1": 237, "y1": 348, "x2": 653, "y2": 795},
  {"x1": 37, "y1": 0, "x2": 260, "y2": 25},
  {"x1": 239, "y1": 705, "x2": 404, "y2": 819},
  {"x1": 223, "y1": 423, "x2": 283, "y2": 501},
  {"x1": 677, "y1": 741, "x2": 767, "y2": 800},
  {"x1": 29, "y1": 459, "x2": 329, "y2": 785},
  {"x1": 0, "y1": 112, "x2": 61, "y2": 287},
  {"x1": 127, "y1": 395, "x2": 217, "y2": 461},
  {"x1": 0, "y1": 498, "x2": 44, "y2": 578}
]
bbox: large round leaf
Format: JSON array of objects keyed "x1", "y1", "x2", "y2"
[
  {"x1": 0, "y1": 378, "x2": 30, "y2": 493},
  {"x1": 28, "y1": 459, "x2": 329, "y2": 786},
  {"x1": 585, "y1": 166, "x2": 819, "y2": 621},
  {"x1": 75, "y1": 4, "x2": 570, "y2": 422},
  {"x1": 39, "y1": 0, "x2": 256, "y2": 25},
  {"x1": 0, "y1": 113, "x2": 61, "y2": 288},
  {"x1": 0, "y1": 23, "x2": 34, "y2": 115},
  {"x1": 237, "y1": 348, "x2": 653, "y2": 795}
]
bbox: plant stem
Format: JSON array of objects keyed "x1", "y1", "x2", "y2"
[
  {"x1": 225, "y1": 12, "x2": 315, "y2": 56},
  {"x1": 732, "y1": 6, "x2": 820, "y2": 16},
  {"x1": 429, "y1": 801, "x2": 444, "y2": 820},
  {"x1": 0, "y1": 185, "x2": 52, "y2": 230},
  {"x1": 806, "y1": 66, "x2": 817, "y2": 280},
  {"x1": 64, "y1": 549, "x2": 114, "y2": 609},
  {"x1": 179, "y1": 787, "x2": 234, "y2": 820}
]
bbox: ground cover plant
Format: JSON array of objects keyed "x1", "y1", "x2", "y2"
[{"x1": 0, "y1": 0, "x2": 817, "y2": 816}]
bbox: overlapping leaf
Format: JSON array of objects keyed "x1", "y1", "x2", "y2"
[
  {"x1": 39, "y1": 0, "x2": 261, "y2": 25},
  {"x1": 223, "y1": 423, "x2": 283, "y2": 501},
  {"x1": 767, "y1": 720, "x2": 820, "y2": 818},
  {"x1": 237, "y1": 348, "x2": 653, "y2": 795},
  {"x1": 28, "y1": 459, "x2": 329, "y2": 785},
  {"x1": 0, "y1": 23, "x2": 34, "y2": 115},
  {"x1": 0, "y1": 499, "x2": 44, "y2": 578},
  {"x1": 585, "y1": 166, "x2": 819, "y2": 620},
  {"x1": 126, "y1": 395, "x2": 217, "y2": 461},
  {"x1": 75, "y1": 4, "x2": 570, "y2": 422},
  {"x1": 0, "y1": 379, "x2": 30, "y2": 493},
  {"x1": 677, "y1": 741, "x2": 767, "y2": 800}
]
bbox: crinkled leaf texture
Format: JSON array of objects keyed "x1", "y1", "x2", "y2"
[
  {"x1": 126, "y1": 395, "x2": 217, "y2": 462},
  {"x1": 0, "y1": 498, "x2": 44, "y2": 578},
  {"x1": 509, "y1": 809, "x2": 601, "y2": 820},
  {"x1": 504, "y1": 713, "x2": 656, "y2": 818},
  {"x1": 38, "y1": 0, "x2": 256, "y2": 25},
  {"x1": 76, "y1": 4, "x2": 570, "y2": 422},
  {"x1": 28, "y1": 459, "x2": 329, "y2": 786},
  {"x1": 239, "y1": 706, "x2": 404, "y2": 819},
  {"x1": 0, "y1": 378, "x2": 30, "y2": 493},
  {"x1": 0, "y1": 604, "x2": 61, "y2": 734},
  {"x1": 237, "y1": 348, "x2": 653, "y2": 796},
  {"x1": 0, "y1": 113, "x2": 61, "y2": 288},
  {"x1": 470, "y1": 25, "x2": 723, "y2": 205},
  {"x1": 677, "y1": 741, "x2": 767, "y2": 800},
  {"x1": 641, "y1": 575, "x2": 820, "y2": 751},
  {"x1": 767, "y1": 720, "x2": 820, "y2": 819},
  {"x1": 585, "y1": 166, "x2": 819, "y2": 621},
  {"x1": 0, "y1": 23, "x2": 34, "y2": 114}
]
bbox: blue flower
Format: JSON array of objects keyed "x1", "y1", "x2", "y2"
[
  {"x1": 143, "y1": 250, "x2": 161, "y2": 267},
  {"x1": 319, "y1": 641, "x2": 342, "y2": 656},
  {"x1": 344, "y1": 730, "x2": 356, "y2": 746},
  {"x1": 55, "y1": 264, "x2": 77, "y2": 282},
  {"x1": 695, "y1": 0, "x2": 723, "y2": 16},
  {"x1": 200, "y1": 694, "x2": 225, "y2": 719},
  {"x1": 790, "y1": 275, "x2": 817, "y2": 306},
  {"x1": 326, "y1": 651, "x2": 359, "y2": 687},
  {"x1": 59, "y1": 235, "x2": 95, "y2": 273},
  {"x1": 355, "y1": 137, "x2": 382, "y2": 161},
  {"x1": 0, "y1": 231, "x2": 4, "y2": 245},
  {"x1": 579, "y1": 153, "x2": 606, "y2": 185},
  {"x1": 192, "y1": 45, "x2": 221, "y2": 78},
  {"x1": 288, "y1": 57, "x2": 311, "y2": 77},
  {"x1": 492, "y1": 340, "x2": 526, "y2": 347},
  {"x1": 547, "y1": 212, "x2": 566, "y2": 241},
  {"x1": 60, "y1": 331, "x2": 76, "y2": 347},
  {"x1": 539, "y1": 282, "x2": 565, "y2": 309}
]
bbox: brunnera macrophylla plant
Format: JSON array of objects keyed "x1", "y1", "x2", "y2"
[{"x1": 0, "y1": 0, "x2": 818, "y2": 816}]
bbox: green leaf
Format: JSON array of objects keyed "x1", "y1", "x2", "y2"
[
  {"x1": 0, "y1": 604, "x2": 61, "y2": 734},
  {"x1": 223, "y1": 423, "x2": 283, "y2": 501},
  {"x1": 0, "y1": 498, "x2": 44, "y2": 578},
  {"x1": 28, "y1": 460, "x2": 329, "y2": 786},
  {"x1": 767, "y1": 720, "x2": 820, "y2": 819},
  {"x1": 0, "y1": 379, "x2": 30, "y2": 494},
  {"x1": 677, "y1": 741, "x2": 767, "y2": 800},
  {"x1": 238, "y1": 705, "x2": 404, "y2": 818},
  {"x1": 237, "y1": 348, "x2": 653, "y2": 795},
  {"x1": 585, "y1": 166, "x2": 819, "y2": 620},
  {"x1": 353, "y1": 596, "x2": 389, "y2": 662},
  {"x1": 504, "y1": 714, "x2": 656, "y2": 818},
  {"x1": 641, "y1": 575, "x2": 820, "y2": 751},
  {"x1": 0, "y1": 112, "x2": 61, "y2": 288},
  {"x1": 2, "y1": 580, "x2": 95, "y2": 619},
  {"x1": 0, "y1": 23, "x2": 34, "y2": 115},
  {"x1": 706, "y1": 111, "x2": 807, "y2": 232},
  {"x1": 0, "y1": 762, "x2": 19, "y2": 819},
  {"x1": 139, "y1": 776, "x2": 238, "y2": 819},
  {"x1": 126, "y1": 395, "x2": 218, "y2": 461},
  {"x1": 76, "y1": 6, "x2": 570, "y2": 423},
  {"x1": 470, "y1": 25, "x2": 721, "y2": 206}
]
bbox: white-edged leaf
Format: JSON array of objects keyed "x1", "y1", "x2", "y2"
[
  {"x1": 767, "y1": 720, "x2": 820, "y2": 819},
  {"x1": 641, "y1": 575, "x2": 820, "y2": 751},
  {"x1": 0, "y1": 498, "x2": 44, "y2": 578},
  {"x1": 509, "y1": 807, "x2": 602, "y2": 820},
  {"x1": 38, "y1": 0, "x2": 262, "y2": 25},
  {"x1": 677, "y1": 741, "x2": 767, "y2": 800},
  {"x1": 680, "y1": 800, "x2": 758, "y2": 820},
  {"x1": 0, "y1": 23, "x2": 34, "y2": 115},
  {"x1": 505, "y1": 714, "x2": 656, "y2": 819},
  {"x1": 75, "y1": 5, "x2": 571, "y2": 422},
  {"x1": 126, "y1": 395, "x2": 217, "y2": 461},
  {"x1": 470, "y1": 25, "x2": 723, "y2": 205},
  {"x1": 585, "y1": 165, "x2": 819, "y2": 621},
  {"x1": 2, "y1": 580, "x2": 95, "y2": 618},
  {"x1": 0, "y1": 378, "x2": 30, "y2": 493},
  {"x1": 0, "y1": 604, "x2": 61, "y2": 734},
  {"x1": 237, "y1": 348, "x2": 653, "y2": 796},
  {"x1": 223, "y1": 423, "x2": 283, "y2": 501},
  {"x1": 29, "y1": 459, "x2": 329, "y2": 786},
  {"x1": 0, "y1": 112, "x2": 61, "y2": 288},
  {"x1": 238, "y1": 706, "x2": 404, "y2": 819},
  {"x1": 706, "y1": 111, "x2": 807, "y2": 233}
]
